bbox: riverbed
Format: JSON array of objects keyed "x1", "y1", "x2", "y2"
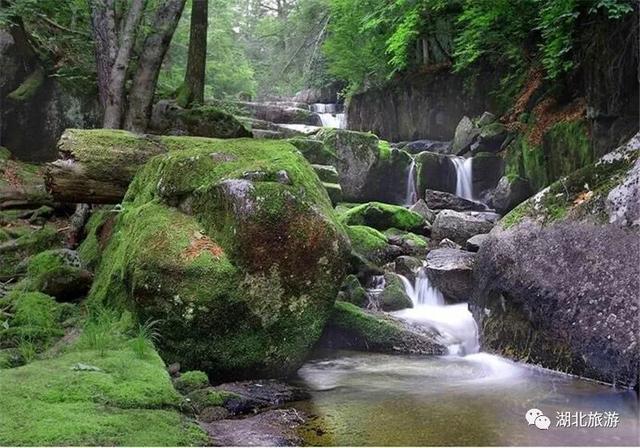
[{"x1": 292, "y1": 350, "x2": 639, "y2": 446}]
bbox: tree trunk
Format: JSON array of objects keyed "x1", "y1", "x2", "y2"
[
  {"x1": 88, "y1": 0, "x2": 118, "y2": 115},
  {"x1": 102, "y1": 0, "x2": 147, "y2": 128},
  {"x1": 177, "y1": 0, "x2": 208, "y2": 107},
  {"x1": 124, "y1": 0, "x2": 186, "y2": 132}
]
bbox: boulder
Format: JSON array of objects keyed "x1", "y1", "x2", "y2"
[
  {"x1": 415, "y1": 151, "x2": 457, "y2": 196},
  {"x1": 345, "y1": 225, "x2": 401, "y2": 266},
  {"x1": 473, "y1": 134, "x2": 640, "y2": 387},
  {"x1": 393, "y1": 256, "x2": 423, "y2": 283},
  {"x1": 339, "y1": 202, "x2": 426, "y2": 234},
  {"x1": 490, "y1": 175, "x2": 533, "y2": 214},
  {"x1": 476, "y1": 111, "x2": 496, "y2": 127},
  {"x1": 424, "y1": 189, "x2": 486, "y2": 212},
  {"x1": 425, "y1": 249, "x2": 476, "y2": 302},
  {"x1": 431, "y1": 210, "x2": 495, "y2": 245},
  {"x1": 379, "y1": 273, "x2": 413, "y2": 311},
  {"x1": 383, "y1": 228, "x2": 429, "y2": 257},
  {"x1": 311, "y1": 164, "x2": 339, "y2": 183},
  {"x1": 338, "y1": 274, "x2": 368, "y2": 307},
  {"x1": 606, "y1": 154, "x2": 640, "y2": 227},
  {"x1": 22, "y1": 249, "x2": 92, "y2": 301},
  {"x1": 465, "y1": 233, "x2": 489, "y2": 252},
  {"x1": 149, "y1": 101, "x2": 251, "y2": 138},
  {"x1": 409, "y1": 199, "x2": 436, "y2": 223},
  {"x1": 402, "y1": 140, "x2": 451, "y2": 155},
  {"x1": 471, "y1": 152, "x2": 504, "y2": 197},
  {"x1": 84, "y1": 138, "x2": 350, "y2": 381},
  {"x1": 365, "y1": 147, "x2": 414, "y2": 205},
  {"x1": 317, "y1": 301, "x2": 446, "y2": 355},
  {"x1": 473, "y1": 122, "x2": 508, "y2": 154},
  {"x1": 451, "y1": 116, "x2": 479, "y2": 155},
  {"x1": 438, "y1": 238, "x2": 462, "y2": 250},
  {"x1": 234, "y1": 101, "x2": 322, "y2": 126},
  {"x1": 464, "y1": 210, "x2": 502, "y2": 223}
]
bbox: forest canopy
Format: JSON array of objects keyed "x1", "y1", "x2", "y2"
[{"x1": 1, "y1": 0, "x2": 635, "y2": 101}]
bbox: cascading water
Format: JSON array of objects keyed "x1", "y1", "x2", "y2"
[
  {"x1": 404, "y1": 158, "x2": 418, "y2": 206},
  {"x1": 395, "y1": 267, "x2": 479, "y2": 355},
  {"x1": 451, "y1": 156, "x2": 474, "y2": 200},
  {"x1": 311, "y1": 103, "x2": 346, "y2": 129}
]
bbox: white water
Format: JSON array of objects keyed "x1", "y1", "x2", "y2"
[
  {"x1": 404, "y1": 158, "x2": 418, "y2": 206},
  {"x1": 395, "y1": 268, "x2": 479, "y2": 356},
  {"x1": 451, "y1": 156, "x2": 474, "y2": 200},
  {"x1": 311, "y1": 103, "x2": 346, "y2": 129}
]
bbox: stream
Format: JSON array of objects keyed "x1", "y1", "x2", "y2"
[{"x1": 292, "y1": 269, "x2": 639, "y2": 446}]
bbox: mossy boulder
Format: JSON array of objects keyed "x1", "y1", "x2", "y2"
[
  {"x1": 317, "y1": 301, "x2": 445, "y2": 354},
  {"x1": 149, "y1": 100, "x2": 251, "y2": 139},
  {"x1": 474, "y1": 134, "x2": 640, "y2": 387},
  {"x1": 88, "y1": 137, "x2": 350, "y2": 381},
  {"x1": 339, "y1": 202, "x2": 426, "y2": 234},
  {"x1": 21, "y1": 249, "x2": 92, "y2": 301},
  {"x1": 345, "y1": 225, "x2": 401, "y2": 266},
  {"x1": 174, "y1": 370, "x2": 210, "y2": 394},
  {"x1": 337, "y1": 274, "x2": 368, "y2": 307},
  {"x1": 0, "y1": 224, "x2": 63, "y2": 280},
  {"x1": 379, "y1": 273, "x2": 413, "y2": 311}
]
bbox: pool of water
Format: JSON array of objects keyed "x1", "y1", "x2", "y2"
[{"x1": 292, "y1": 350, "x2": 639, "y2": 446}]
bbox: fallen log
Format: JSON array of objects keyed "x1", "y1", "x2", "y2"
[
  {"x1": 45, "y1": 129, "x2": 175, "y2": 203},
  {"x1": 1, "y1": 150, "x2": 54, "y2": 210}
]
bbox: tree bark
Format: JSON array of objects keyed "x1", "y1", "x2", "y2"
[
  {"x1": 178, "y1": 0, "x2": 208, "y2": 107},
  {"x1": 124, "y1": 0, "x2": 186, "y2": 132},
  {"x1": 102, "y1": 0, "x2": 146, "y2": 128},
  {"x1": 88, "y1": 0, "x2": 118, "y2": 114}
]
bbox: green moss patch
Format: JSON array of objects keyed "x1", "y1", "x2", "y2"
[
  {"x1": 0, "y1": 348, "x2": 206, "y2": 446},
  {"x1": 339, "y1": 202, "x2": 425, "y2": 233}
]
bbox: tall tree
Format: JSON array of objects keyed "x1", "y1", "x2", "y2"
[
  {"x1": 88, "y1": 0, "x2": 186, "y2": 130},
  {"x1": 177, "y1": 0, "x2": 209, "y2": 107}
]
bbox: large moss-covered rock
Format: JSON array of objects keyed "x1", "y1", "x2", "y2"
[
  {"x1": 379, "y1": 273, "x2": 413, "y2": 311},
  {"x1": 149, "y1": 101, "x2": 251, "y2": 139},
  {"x1": 0, "y1": 224, "x2": 63, "y2": 281},
  {"x1": 87, "y1": 138, "x2": 350, "y2": 381},
  {"x1": 473, "y1": 133, "x2": 640, "y2": 387},
  {"x1": 339, "y1": 202, "x2": 426, "y2": 233},
  {"x1": 345, "y1": 225, "x2": 400, "y2": 266}
]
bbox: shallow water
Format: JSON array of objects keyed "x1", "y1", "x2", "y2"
[{"x1": 293, "y1": 350, "x2": 640, "y2": 446}]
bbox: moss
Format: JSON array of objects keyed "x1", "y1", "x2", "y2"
[
  {"x1": 78, "y1": 208, "x2": 118, "y2": 271},
  {"x1": 383, "y1": 228, "x2": 428, "y2": 248},
  {"x1": 346, "y1": 225, "x2": 388, "y2": 256},
  {"x1": 7, "y1": 67, "x2": 45, "y2": 102},
  {"x1": 88, "y1": 137, "x2": 350, "y2": 380},
  {"x1": 171, "y1": 104, "x2": 252, "y2": 139},
  {"x1": 339, "y1": 202, "x2": 425, "y2": 232},
  {"x1": 0, "y1": 347, "x2": 207, "y2": 446},
  {"x1": 339, "y1": 274, "x2": 368, "y2": 307},
  {"x1": 378, "y1": 140, "x2": 392, "y2": 160},
  {"x1": 0, "y1": 225, "x2": 63, "y2": 279},
  {"x1": 500, "y1": 201, "x2": 532, "y2": 229},
  {"x1": 316, "y1": 128, "x2": 380, "y2": 163},
  {"x1": 380, "y1": 274, "x2": 412, "y2": 311},
  {"x1": 185, "y1": 388, "x2": 238, "y2": 413},
  {"x1": 0, "y1": 146, "x2": 11, "y2": 160},
  {"x1": 288, "y1": 138, "x2": 336, "y2": 165},
  {"x1": 22, "y1": 250, "x2": 82, "y2": 291},
  {"x1": 174, "y1": 370, "x2": 209, "y2": 394}
]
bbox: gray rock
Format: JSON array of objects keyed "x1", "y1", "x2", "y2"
[
  {"x1": 234, "y1": 101, "x2": 322, "y2": 126},
  {"x1": 409, "y1": 199, "x2": 436, "y2": 223},
  {"x1": 606, "y1": 151, "x2": 640, "y2": 227},
  {"x1": 214, "y1": 380, "x2": 309, "y2": 412},
  {"x1": 476, "y1": 111, "x2": 496, "y2": 127},
  {"x1": 465, "y1": 233, "x2": 489, "y2": 252},
  {"x1": 463, "y1": 211, "x2": 502, "y2": 223},
  {"x1": 339, "y1": 274, "x2": 367, "y2": 307},
  {"x1": 438, "y1": 238, "x2": 462, "y2": 250},
  {"x1": 394, "y1": 256, "x2": 423, "y2": 282},
  {"x1": 471, "y1": 152, "x2": 504, "y2": 197},
  {"x1": 403, "y1": 139, "x2": 452, "y2": 155},
  {"x1": 202, "y1": 409, "x2": 306, "y2": 447},
  {"x1": 311, "y1": 164, "x2": 339, "y2": 183},
  {"x1": 425, "y1": 248, "x2": 476, "y2": 302},
  {"x1": 432, "y1": 210, "x2": 495, "y2": 245},
  {"x1": 452, "y1": 116, "x2": 480, "y2": 155},
  {"x1": 490, "y1": 176, "x2": 533, "y2": 214},
  {"x1": 415, "y1": 152, "x2": 457, "y2": 196},
  {"x1": 424, "y1": 189, "x2": 487, "y2": 212},
  {"x1": 199, "y1": 406, "x2": 229, "y2": 423},
  {"x1": 473, "y1": 122, "x2": 508, "y2": 153}
]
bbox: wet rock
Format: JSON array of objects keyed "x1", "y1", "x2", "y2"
[
  {"x1": 465, "y1": 234, "x2": 489, "y2": 252},
  {"x1": 415, "y1": 152, "x2": 457, "y2": 196},
  {"x1": 425, "y1": 249, "x2": 476, "y2": 302},
  {"x1": 394, "y1": 256, "x2": 423, "y2": 283},
  {"x1": 214, "y1": 379, "x2": 310, "y2": 412},
  {"x1": 471, "y1": 152, "x2": 504, "y2": 196},
  {"x1": 431, "y1": 210, "x2": 495, "y2": 245},
  {"x1": 383, "y1": 229, "x2": 429, "y2": 257},
  {"x1": 379, "y1": 273, "x2": 413, "y2": 311},
  {"x1": 409, "y1": 199, "x2": 436, "y2": 223},
  {"x1": 401, "y1": 140, "x2": 452, "y2": 155},
  {"x1": 202, "y1": 409, "x2": 306, "y2": 447},
  {"x1": 473, "y1": 122, "x2": 508, "y2": 154},
  {"x1": 464, "y1": 210, "x2": 501, "y2": 223},
  {"x1": 199, "y1": 406, "x2": 229, "y2": 423},
  {"x1": 318, "y1": 301, "x2": 446, "y2": 355},
  {"x1": 338, "y1": 274, "x2": 367, "y2": 307},
  {"x1": 452, "y1": 116, "x2": 480, "y2": 155},
  {"x1": 424, "y1": 189, "x2": 487, "y2": 212},
  {"x1": 490, "y1": 176, "x2": 533, "y2": 214},
  {"x1": 340, "y1": 202, "x2": 426, "y2": 234}
]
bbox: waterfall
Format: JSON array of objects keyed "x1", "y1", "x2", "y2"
[
  {"x1": 404, "y1": 159, "x2": 418, "y2": 206},
  {"x1": 451, "y1": 156, "x2": 474, "y2": 200},
  {"x1": 396, "y1": 267, "x2": 479, "y2": 356},
  {"x1": 311, "y1": 103, "x2": 346, "y2": 129}
]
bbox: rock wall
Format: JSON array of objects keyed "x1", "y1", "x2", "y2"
[{"x1": 346, "y1": 68, "x2": 499, "y2": 142}]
